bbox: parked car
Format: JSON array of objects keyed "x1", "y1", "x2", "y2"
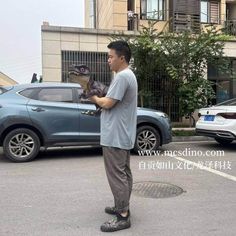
[
  {"x1": 0, "y1": 83, "x2": 172, "y2": 162},
  {"x1": 196, "y1": 98, "x2": 236, "y2": 144}
]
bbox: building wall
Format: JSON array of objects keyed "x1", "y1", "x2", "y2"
[
  {"x1": 41, "y1": 24, "x2": 136, "y2": 82},
  {"x1": 0, "y1": 72, "x2": 17, "y2": 86},
  {"x1": 85, "y1": 0, "x2": 228, "y2": 32},
  {"x1": 97, "y1": 0, "x2": 114, "y2": 29},
  {"x1": 221, "y1": 0, "x2": 227, "y2": 22},
  {"x1": 42, "y1": 0, "x2": 236, "y2": 83},
  {"x1": 224, "y1": 40, "x2": 236, "y2": 56},
  {"x1": 84, "y1": 0, "x2": 126, "y2": 30},
  {"x1": 84, "y1": 0, "x2": 90, "y2": 28},
  {"x1": 41, "y1": 24, "x2": 236, "y2": 82}
]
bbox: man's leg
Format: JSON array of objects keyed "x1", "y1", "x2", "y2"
[
  {"x1": 101, "y1": 146, "x2": 132, "y2": 232},
  {"x1": 103, "y1": 146, "x2": 131, "y2": 214},
  {"x1": 125, "y1": 151, "x2": 133, "y2": 200}
]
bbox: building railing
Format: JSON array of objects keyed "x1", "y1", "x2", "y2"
[
  {"x1": 223, "y1": 20, "x2": 236, "y2": 36},
  {"x1": 170, "y1": 13, "x2": 201, "y2": 33}
]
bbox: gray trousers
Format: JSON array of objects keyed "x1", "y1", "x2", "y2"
[{"x1": 103, "y1": 146, "x2": 133, "y2": 214}]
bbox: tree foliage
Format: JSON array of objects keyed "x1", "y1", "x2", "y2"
[
  {"x1": 128, "y1": 22, "x2": 230, "y2": 124},
  {"x1": 159, "y1": 26, "x2": 229, "y2": 118},
  {"x1": 111, "y1": 21, "x2": 230, "y2": 125}
]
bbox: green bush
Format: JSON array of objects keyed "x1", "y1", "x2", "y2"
[{"x1": 172, "y1": 130, "x2": 196, "y2": 136}]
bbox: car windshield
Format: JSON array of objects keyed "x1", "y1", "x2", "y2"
[{"x1": 215, "y1": 98, "x2": 236, "y2": 106}]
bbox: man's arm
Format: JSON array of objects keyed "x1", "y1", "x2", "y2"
[{"x1": 90, "y1": 95, "x2": 117, "y2": 109}]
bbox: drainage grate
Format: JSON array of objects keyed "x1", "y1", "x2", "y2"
[{"x1": 132, "y1": 181, "x2": 184, "y2": 199}]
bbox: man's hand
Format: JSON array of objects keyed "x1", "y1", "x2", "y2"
[
  {"x1": 90, "y1": 95, "x2": 117, "y2": 109},
  {"x1": 89, "y1": 95, "x2": 98, "y2": 104}
]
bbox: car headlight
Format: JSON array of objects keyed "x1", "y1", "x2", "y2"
[{"x1": 155, "y1": 111, "x2": 169, "y2": 118}]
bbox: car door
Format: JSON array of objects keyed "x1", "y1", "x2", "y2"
[
  {"x1": 76, "y1": 88, "x2": 100, "y2": 143},
  {"x1": 27, "y1": 87, "x2": 79, "y2": 142}
]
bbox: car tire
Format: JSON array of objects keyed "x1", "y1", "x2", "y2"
[
  {"x1": 133, "y1": 125, "x2": 161, "y2": 153},
  {"x1": 3, "y1": 128, "x2": 40, "y2": 162},
  {"x1": 214, "y1": 137, "x2": 233, "y2": 145}
]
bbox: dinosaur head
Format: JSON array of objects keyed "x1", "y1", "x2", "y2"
[
  {"x1": 68, "y1": 64, "x2": 91, "y2": 90},
  {"x1": 69, "y1": 64, "x2": 90, "y2": 76}
]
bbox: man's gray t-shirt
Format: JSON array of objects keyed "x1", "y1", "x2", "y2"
[{"x1": 100, "y1": 67, "x2": 137, "y2": 150}]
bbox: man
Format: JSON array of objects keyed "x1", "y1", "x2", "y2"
[{"x1": 90, "y1": 40, "x2": 137, "y2": 232}]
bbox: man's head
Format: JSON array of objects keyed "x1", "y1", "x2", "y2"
[{"x1": 107, "y1": 40, "x2": 131, "y2": 72}]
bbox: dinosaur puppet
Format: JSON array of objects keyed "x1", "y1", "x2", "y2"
[{"x1": 68, "y1": 64, "x2": 108, "y2": 116}]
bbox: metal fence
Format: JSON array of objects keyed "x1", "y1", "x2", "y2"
[
  {"x1": 137, "y1": 70, "x2": 180, "y2": 122},
  {"x1": 61, "y1": 50, "x2": 180, "y2": 121},
  {"x1": 223, "y1": 20, "x2": 236, "y2": 36}
]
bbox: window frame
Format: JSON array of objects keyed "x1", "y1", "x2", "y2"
[
  {"x1": 36, "y1": 87, "x2": 74, "y2": 103},
  {"x1": 140, "y1": 0, "x2": 166, "y2": 21},
  {"x1": 19, "y1": 87, "x2": 77, "y2": 103},
  {"x1": 200, "y1": 0, "x2": 220, "y2": 24}
]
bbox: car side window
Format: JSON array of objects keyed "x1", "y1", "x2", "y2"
[
  {"x1": 0, "y1": 87, "x2": 7, "y2": 94},
  {"x1": 37, "y1": 88, "x2": 73, "y2": 103},
  {"x1": 77, "y1": 88, "x2": 92, "y2": 104},
  {"x1": 19, "y1": 88, "x2": 39, "y2": 98}
]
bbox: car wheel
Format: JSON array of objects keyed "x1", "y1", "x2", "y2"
[
  {"x1": 215, "y1": 137, "x2": 233, "y2": 145},
  {"x1": 134, "y1": 125, "x2": 161, "y2": 153},
  {"x1": 3, "y1": 128, "x2": 40, "y2": 162}
]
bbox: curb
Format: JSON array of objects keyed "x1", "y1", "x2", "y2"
[
  {"x1": 172, "y1": 136, "x2": 214, "y2": 142},
  {"x1": 172, "y1": 128, "x2": 195, "y2": 131},
  {"x1": 172, "y1": 127, "x2": 214, "y2": 142}
]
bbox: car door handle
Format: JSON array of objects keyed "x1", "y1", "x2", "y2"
[
  {"x1": 81, "y1": 109, "x2": 95, "y2": 116},
  {"x1": 31, "y1": 107, "x2": 45, "y2": 112}
]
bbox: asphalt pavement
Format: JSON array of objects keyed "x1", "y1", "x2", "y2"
[{"x1": 0, "y1": 140, "x2": 235, "y2": 236}]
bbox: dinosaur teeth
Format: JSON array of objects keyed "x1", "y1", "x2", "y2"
[{"x1": 68, "y1": 71, "x2": 80, "y2": 75}]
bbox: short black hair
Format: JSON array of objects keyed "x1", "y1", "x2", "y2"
[{"x1": 107, "y1": 40, "x2": 131, "y2": 63}]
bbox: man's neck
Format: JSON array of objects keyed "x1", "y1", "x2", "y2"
[{"x1": 116, "y1": 64, "x2": 129, "y2": 73}]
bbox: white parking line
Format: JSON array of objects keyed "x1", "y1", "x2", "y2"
[{"x1": 169, "y1": 155, "x2": 236, "y2": 182}]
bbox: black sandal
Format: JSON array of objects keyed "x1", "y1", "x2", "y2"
[
  {"x1": 104, "y1": 206, "x2": 117, "y2": 215},
  {"x1": 100, "y1": 214, "x2": 131, "y2": 232}
]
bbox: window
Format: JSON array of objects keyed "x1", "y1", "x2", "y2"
[
  {"x1": 141, "y1": 0, "x2": 165, "y2": 20},
  {"x1": 76, "y1": 88, "x2": 94, "y2": 104},
  {"x1": 201, "y1": 0, "x2": 220, "y2": 24},
  {"x1": 216, "y1": 98, "x2": 236, "y2": 106},
  {"x1": 37, "y1": 88, "x2": 73, "y2": 103},
  {"x1": 0, "y1": 87, "x2": 7, "y2": 95},
  {"x1": 208, "y1": 58, "x2": 236, "y2": 104},
  {"x1": 19, "y1": 88, "x2": 39, "y2": 99}
]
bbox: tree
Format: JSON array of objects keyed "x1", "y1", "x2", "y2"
[
  {"x1": 128, "y1": 23, "x2": 230, "y2": 126},
  {"x1": 111, "y1": 21, "x2": 169, "y2": 108},
  {"x1": 128, "y1": 21, "x2": 167, "y2": 108},
  {"x1": 159, "y1": 26, "x2": 230, "y2": 126}
]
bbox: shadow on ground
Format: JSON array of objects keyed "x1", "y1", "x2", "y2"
[{"x1": 0, "y1": 146, "x2": 103, "y2": 163}]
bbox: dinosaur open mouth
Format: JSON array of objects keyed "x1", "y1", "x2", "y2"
[
  {"x1": 68, "y1": 71, "x2": 81, "y2": 76},
  {"x1": 69, "y1": 64, "x2": 90, "y2": 76}
]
